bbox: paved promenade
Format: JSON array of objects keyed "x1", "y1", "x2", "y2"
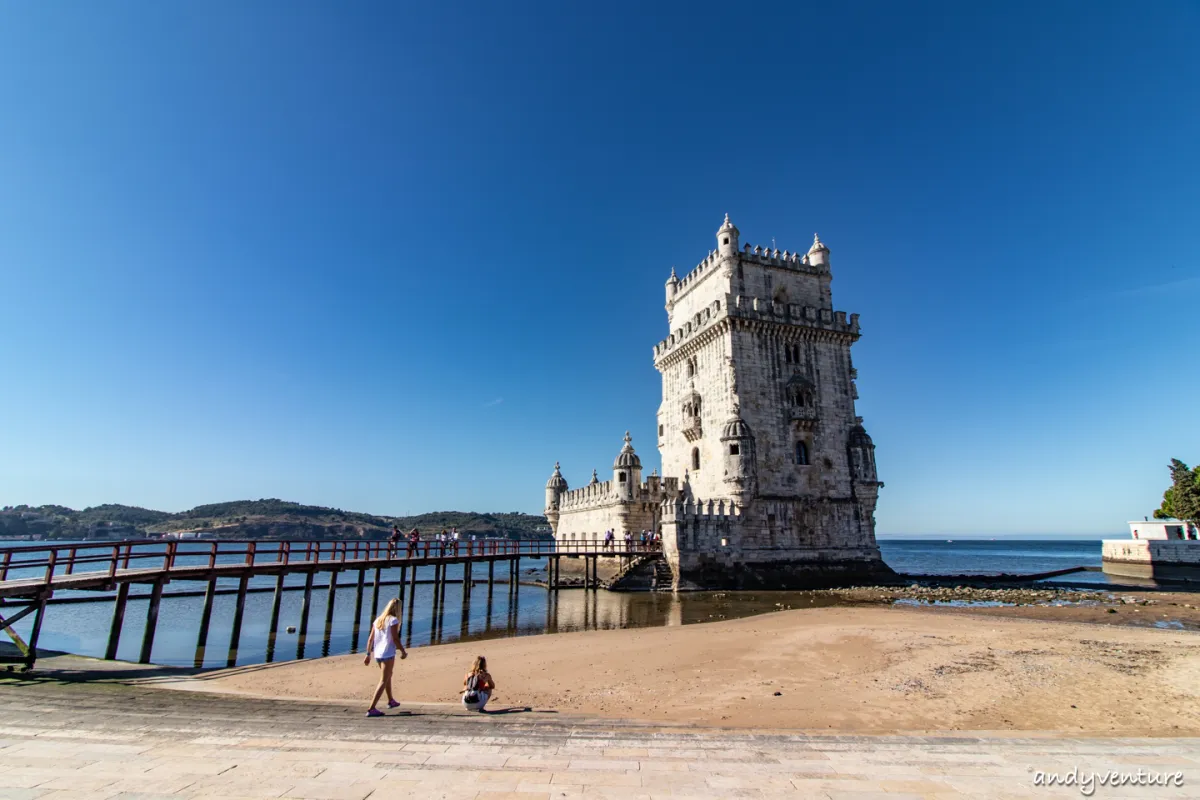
[{"x1": 0, "y1": 664, "x2": 1196, "y2": 799}]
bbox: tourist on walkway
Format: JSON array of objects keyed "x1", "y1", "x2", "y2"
[
  {"x1": 604, "y1": 530, "x2": 614, "y2": 551},
  {"x1": 363, "y1": 598, "x2": 408, "y2": 717},
  {"x1": 451, "y1": 528, "x2": 460, "y2": 555},
  {"x1": 624, "y1": 531, "x2": 633, "y2": 550},
  {"x1": 461, "y1": 655, "x2": 496, "y2": 712},
  {"x1": 388, "y1": 525, "x2": 401, "y2": 558},
  {"x1": 406, "y1": 528, "x2": 420, "y2": 557}
]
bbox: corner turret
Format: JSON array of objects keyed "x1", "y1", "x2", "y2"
[
  {"x1": 613, "y1": 431, "x2": 643, "y2": 501},
  {"x1": 544, "y1": 462, "x2": 568, "y2": 535},
  {"x1": 806, "y1": 232, "x2": 830, "y2": 270},
  {"x1": 717, "y1": 213, "x2": 739, "y2": 257},
  {"x1": 665, "y1": 266, "x2": 679, "y2": 307},
  {"x1": 720, "y1": 409, "x2": 758, "y2": 501}
]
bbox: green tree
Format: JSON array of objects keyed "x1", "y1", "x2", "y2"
[{"x1": 1155, "y1": 459, "x2": 1200, "y2": 535}]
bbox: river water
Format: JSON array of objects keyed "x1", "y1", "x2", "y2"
[{"x1": 1, "y1": 538, "x2": 1113, "y2": 668}]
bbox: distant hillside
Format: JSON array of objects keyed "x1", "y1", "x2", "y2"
[{"x1": 0, "y1": 500, "x2": 550, "y2": 541}]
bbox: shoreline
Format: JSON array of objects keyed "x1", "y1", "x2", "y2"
[{"x1": 160, "y1": 602, "x2": 1200, "y2": 736}]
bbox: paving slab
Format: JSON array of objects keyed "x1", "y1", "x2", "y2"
[{"x1": 1, "y1": 674, "x2": 1197, "y2": 798}]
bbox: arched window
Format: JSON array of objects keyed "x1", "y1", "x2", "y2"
[
  {"x1": 795, "y1": 441, "x2": 809, "y2": 466},
  {"x1": 658, "y1": 424, "x2": 664, "y2": 436},
  {"x1": 691, "y1": 447, "x2": 700, "y2": 470}
]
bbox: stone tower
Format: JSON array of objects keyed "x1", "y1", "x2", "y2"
[{"x1": 653, "y1": 216, "x2": 889, "y2": 588}]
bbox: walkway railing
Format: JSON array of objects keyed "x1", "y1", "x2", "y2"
[{"x1": 0, "y1": 538, "x2": 660, "y2": 587}]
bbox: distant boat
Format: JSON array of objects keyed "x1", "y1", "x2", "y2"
[{"x1": 946, "y1": 539, "x2": 953, "y2": 543}]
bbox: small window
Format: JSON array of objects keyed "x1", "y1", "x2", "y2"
[
  {"x1": 619, "y1": 472, "x2": 627, "y2": 483},
  {"x1": 658, "y1": 424, "x2": 664, "y2": 436},
  {"x1": 729, "y1": 443, "x2": 740, "y2": 456},
  {"x1": 795, "y1": 441, "x2": 809, "y2": 466},
  {"x1": 723, "y1": 237, "x2": 729, "y2": 245},
  {"x1": 692, "y1": 447, "x2": 700, "y2": 470}
]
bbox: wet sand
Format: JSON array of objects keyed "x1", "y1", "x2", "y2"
[{"x1": 191, "y1": 604, "x2": 1200, "y2": 735}]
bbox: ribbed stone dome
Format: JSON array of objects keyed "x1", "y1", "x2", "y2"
[
  {"x1": 612, "y1": 431, "x2": 642, "y2": 469},
  {"x1": 721, "y1": 416, "x2": 754, "y2": 440},
  {"x1": 849, "y1": 424, "x2": 874, "y2": 447},
  {"x1": 545, "y1": 462, "x2": 568, "y2": 491}
]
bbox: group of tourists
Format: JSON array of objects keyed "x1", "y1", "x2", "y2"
[
  {"x1": 362, "y1": 598, "x2": 495, "y2": 717},
  {"x1": 387, "y1": 525, "x2": 476, "y2": 558},
  {"x1": 601, "y1": 529, "x2": 662, "y2": 551}
]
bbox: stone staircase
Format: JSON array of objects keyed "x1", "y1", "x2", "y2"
[{"x1": 606, "y1": 554, "x2": 674, "y2": 592}]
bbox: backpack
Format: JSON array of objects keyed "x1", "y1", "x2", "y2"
[{"x1": 463, "y1": 672, "x2": 481, "y2": 703}]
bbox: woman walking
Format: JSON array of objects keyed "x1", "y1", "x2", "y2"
[
  {"x1": 363, "y1": 598, "x2": 408, "y2": 717},
  {"x1": 461, "y1": 655, "x2": 496, "y2": 712}
]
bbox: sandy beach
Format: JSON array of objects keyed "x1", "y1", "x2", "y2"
[{"x1": 191, "y1": 604, "x2": 1200, "y2": 735}]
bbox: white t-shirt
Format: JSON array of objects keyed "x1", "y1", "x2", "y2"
[{"x1": 372, "y1": 616, "x2": 399, "y2": 660}]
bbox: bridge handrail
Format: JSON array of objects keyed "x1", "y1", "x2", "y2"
[{"x1": 0, "y1": 537, "x2": 659, "y2": 584}]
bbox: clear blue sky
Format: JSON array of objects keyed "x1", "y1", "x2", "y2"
[{"x1": 2, "y1": 2, "x2": 1197, "y2": 535}]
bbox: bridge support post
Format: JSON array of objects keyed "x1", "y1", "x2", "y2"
[
  {"x1": 487, "y1": 559, "x2": 495, "y2": 601},
  {"x1": 460, "y1": 563, "x2": 472, "y2": 639},
  {"x1": 351, "y1": 569, "x2": 365, "y2": 653},
  {"x1": 322, "y1": 570, "x2": 339, "y2": 657},
  {"x1": 297, "y1": 571, "x2": 314, "y2": 659},
  {"x1": 139, "y1": 579, "x2": 166, "y2": 665},
  {"x1": 405, "y1": 565, "x2": 416, "y2": 647},
  {"x1": 398, "y1": 565, "x2": 407, "y2": 615},
  {"x1": 24, "y1": 592, "x2": 49, "y2": 670},
  {"x1": 370, "y1": 567, "x2": 381, "y2": 617},
  {"x1": 105, "y1": 582, "x2": 130, "y2": 661},
  {"x1": 227, "y1": 574, "x2": 250, "y2": 668},
  {"x1": 193, "y1": 577, "x2": 217, "y2": 667},
  {"x1": 266, "y1": 573, "x2": 284, "y2": 663}
]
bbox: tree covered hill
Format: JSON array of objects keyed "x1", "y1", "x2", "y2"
[{"x1": 0, "y1": 500, "x2": 550, "y2": 541}]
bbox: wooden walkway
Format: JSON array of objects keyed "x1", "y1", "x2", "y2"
[{"x1": 0, "y1": 537, "x2": 648, "y2": 671}]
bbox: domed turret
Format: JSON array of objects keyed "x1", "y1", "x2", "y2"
[
  {"x1": 613, "y1": 431, "x2": 642, "y2": 469},
  {"x1": 806, "y1": 232, "x2": 830, "y2": 270},
  {"x1": 545, "y1": 462, "x2": 568, "y2": 492},
  {"x1": 717, "y1": 213, "x2": 739, "y2": 257},
  {"x1": 543, "y1": 462, "x2": 568, "y2": 537},
  {"x1": 665, "y1": 266, "x2": 680, "y2": 307},
  {"x1": 613, "y1": 431, "x2": 643, "y2": 501},
  {"x1": 848, "y1": 423, "x2": 878, "y2": 482},
  {"x1": 720, "y1": 409, "x2": 757, "y2": 500}
]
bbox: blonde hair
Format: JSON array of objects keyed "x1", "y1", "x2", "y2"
[
  {"x1": 374, "y1": 598, "x2": 400, "y2": 631},
  {"x1": 470, "y1": 655, "x2": 487, "y2": 674}
]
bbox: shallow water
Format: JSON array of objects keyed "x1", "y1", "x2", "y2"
[{"x1": 0, "y1": 537, "x2": 1134, "y2": 667}]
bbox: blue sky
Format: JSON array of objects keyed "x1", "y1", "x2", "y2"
[{"x1": 1, "y1": 1, "x2": 1197, "y2": 535}]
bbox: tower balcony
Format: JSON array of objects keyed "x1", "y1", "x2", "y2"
[{"x1": 682, "y1": 417, "x2": 703, "y2": 442}]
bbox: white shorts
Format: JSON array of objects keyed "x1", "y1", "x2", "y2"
[{"x1": 462, "y1": 691, "x2": 490, "y2": 711}]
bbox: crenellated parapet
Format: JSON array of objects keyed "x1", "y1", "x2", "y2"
[
  {"x1": 738, "y1": 242, "x2": 828, "y2": 274},
  {"x1": 557, "y1": 479, "x2": 672, "y2": 512},
  {"x1": 661, "y1": 497, "x2": 743, "y2": 521}
]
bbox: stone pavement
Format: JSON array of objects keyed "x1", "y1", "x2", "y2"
[{"x1": 0, "y1": 668, "x2": 1196, "y2": 799}]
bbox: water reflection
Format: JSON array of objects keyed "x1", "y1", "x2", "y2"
[{"x1": 8, "y1": 555, "x2": 863, "y2": 669}]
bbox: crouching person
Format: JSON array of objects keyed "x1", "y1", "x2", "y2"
[{"x1": 461, "y1": 656, "x2": 495, "y2": 712}]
